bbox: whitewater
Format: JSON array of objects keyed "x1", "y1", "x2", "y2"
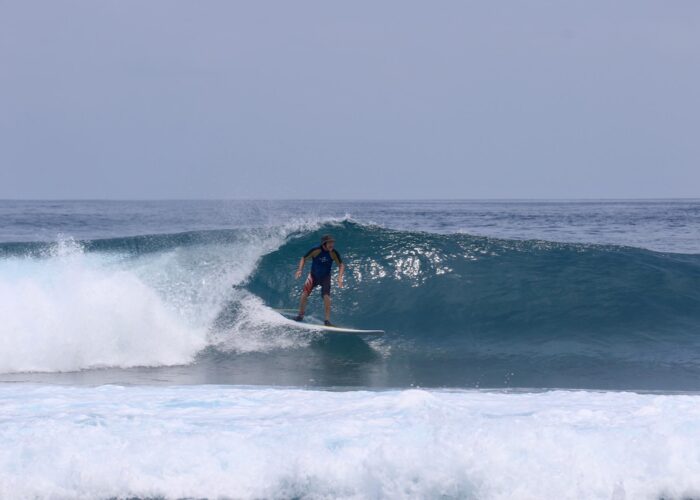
[
  {"x1": 2, "y1": 384, "x2": 700, "y2": 499},
  {"x1": 1, "y1": 200, "x2": 699, "y2": 499}
]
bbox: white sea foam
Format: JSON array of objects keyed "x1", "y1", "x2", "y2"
[
  {"x1": 208, "y1": 290, "x2": 318, "y2": 353},
  {"x1": 0, "y1": 240, "x2": 207, "y2": 373},
  {"x1": 0, "y1": 385, "x2": 698, "y2": 500},
  {"x1": 0, "y1": 219, "x2": 345, "y2": 374}
]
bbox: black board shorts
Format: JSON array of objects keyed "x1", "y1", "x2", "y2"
[{"x1": 303, "y1": 273, "x2": 331, "y2": 296}]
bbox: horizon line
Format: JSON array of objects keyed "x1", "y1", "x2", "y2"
[{"x1": 1, "y1": 197, "x2": 699, "y2": 203}]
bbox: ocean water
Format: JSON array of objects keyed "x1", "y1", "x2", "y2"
[{"x1": 1, "y1": 199, "x2": 699, "y2": 499}]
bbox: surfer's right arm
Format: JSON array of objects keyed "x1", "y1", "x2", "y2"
[
  {"x1": 296, "y1": 247, "x2": 320, "y2": 278},
  {"x1": 295, "y1": 257, "x2": 305, "y2": 279}
]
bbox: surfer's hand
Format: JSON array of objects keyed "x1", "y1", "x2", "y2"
[{"x1": 295, "y1": 270, "x2": 302, "y2": 279}]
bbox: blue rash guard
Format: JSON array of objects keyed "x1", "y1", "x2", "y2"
[{"x1": 303, "y1": 245, "x2": 342, "y2": 278}]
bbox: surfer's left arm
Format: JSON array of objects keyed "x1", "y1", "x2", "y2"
[
  {"x1": 338, "y1": 262, "x2": 345, "y2": 288},
  {"x1": 332, "y1": 250, "x2": 345, "y2": 288}
]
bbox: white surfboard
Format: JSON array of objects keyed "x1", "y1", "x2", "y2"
[{"x1": 274, "y1": 309, "x2": 384, "y2": 336}]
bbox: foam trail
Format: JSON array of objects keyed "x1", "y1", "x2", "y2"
[{"x1": 0, "y1": 385, "x2": 699, "y2": 500}]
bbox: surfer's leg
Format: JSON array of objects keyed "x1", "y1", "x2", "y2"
[
  {"x1": 297, "y1": 274, "x2": 315, "y2": 320},
  {"x1": 323, "y1": 294, "x2": 331, "y2": 322},
  {"x1": 321, "y1": 275, "x2": 331, "y2": 321},
  {"x1": 298, "y1": 290, "x2": 309, "y2": 317}
]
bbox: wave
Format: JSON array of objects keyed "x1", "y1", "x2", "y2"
[
  {"x1": 246, "y1": 221, "x2": 700, "y2": 362},
  {"x1": 2, "y1": 220, "x2": 700, "y2": 388}
]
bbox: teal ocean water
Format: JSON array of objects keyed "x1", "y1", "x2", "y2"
[{"x1": 1, "y1": 200, "x2": 698, "y2": 390}]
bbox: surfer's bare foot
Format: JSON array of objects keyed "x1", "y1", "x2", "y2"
[
  {"x1": 294, "y1": 314, "x2": 304, "y2": 322},
  {"x1": 324, "y1": 320, "x2": 333, "y2": 327}
]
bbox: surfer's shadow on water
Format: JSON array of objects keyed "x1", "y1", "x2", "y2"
[
  {"x1": 309, "y1": 334, "x2": 382, "y2": 363},
  {"x1": 305, "y1": 335, "x2": 387, "y2": 387}
]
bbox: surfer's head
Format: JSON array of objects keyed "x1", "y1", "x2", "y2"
[{"x1": 321, "y1": 234, "x2": 335, "y2": 250}]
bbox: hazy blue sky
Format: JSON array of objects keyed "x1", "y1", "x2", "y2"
[{"x1": 1, "y1": 1, "x2": 698, "y2": 199}]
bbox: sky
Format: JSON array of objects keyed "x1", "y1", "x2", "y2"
[{"x1": 1, "y1": 1, "x2": 698, "y2": 199}]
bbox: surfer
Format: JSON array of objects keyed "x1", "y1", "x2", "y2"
[{"x1": 294, "y1": 234, "x2": 345, "y2": 326}]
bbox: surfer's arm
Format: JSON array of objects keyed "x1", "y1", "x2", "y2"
[
  {"x1": 338, "y1": 262, "x2": 345, "y2": 288},
  {"x1": 295, "y1": 257, "x2": 305, "y2": 279},
  {"x1": 332, "y1": 250, "x2": 345, "y2": 288},
  {"x1": 296, "y1": 247, "x2": 319, "y2": 278}
]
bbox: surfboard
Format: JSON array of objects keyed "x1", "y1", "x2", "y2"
[{"x1": 274, "y1": 309, "x2": 384, "y2": 335}]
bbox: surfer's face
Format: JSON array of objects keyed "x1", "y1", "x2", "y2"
[{"x1": 324, "y1": 241, "x2": 335, "y2": 251}]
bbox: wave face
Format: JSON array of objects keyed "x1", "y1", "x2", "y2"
[
  {"x1": 246, "y1": 222, "x2": 700, "y2": 388},
  {"x1": 2, "y1": 220, "x2": 700, "y2": 389}
]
